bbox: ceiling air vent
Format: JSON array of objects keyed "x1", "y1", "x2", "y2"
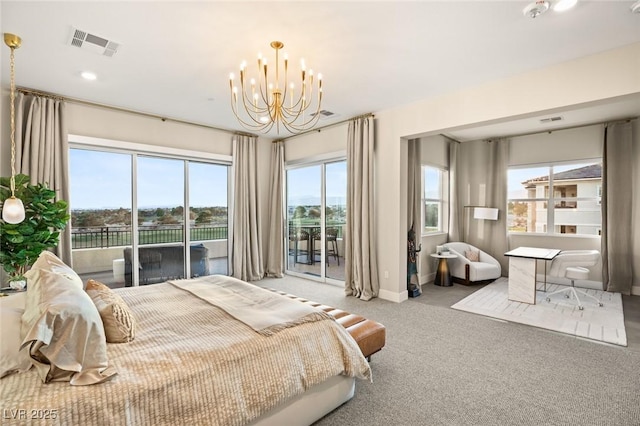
[
  {"x1": 311, "y1": 110, "x2": 337, "y2": 119},
  {"x1": 540, "y1": 116, "x2": 563, "y2": 123},
  {"x1": 69, "y1": 28, "x2": 120, "y2": 57}
]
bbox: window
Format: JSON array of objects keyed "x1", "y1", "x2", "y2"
[
  {"x1": 422, "y1": 165, "x2": 448, "y2": 234},
  {"x1": 507, "y1": 160, "x2": 602, "y2": 236},
  {"x1": 69, "y1": 141, "x2": 230, "y2": 288}
]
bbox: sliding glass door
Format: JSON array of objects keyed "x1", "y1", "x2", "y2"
[
  {"x1": 70, "y1": 146, "x2": 230, "y2": 288},
  {"x1": 189, "y1": 161, "x2": 229, "y2": 276},
  {"x1": 286, "y1": 159, "x2": 346, "y2": 283},
  {"x1": 136, "y1": 156, "x2": 185, "y2": 284}
]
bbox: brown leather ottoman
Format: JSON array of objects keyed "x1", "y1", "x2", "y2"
[{"x1": 268, "y1": 289, "x2": 386, "y2": 361}]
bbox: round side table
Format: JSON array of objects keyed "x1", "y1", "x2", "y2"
[{"x1": 430, "y1": 253, "x2": 457, "y2": 287}]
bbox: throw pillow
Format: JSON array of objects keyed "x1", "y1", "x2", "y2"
[
  {"x1": 21, "y1": 252, "x2": 117, "y2": 386},
  {"x1": 0, "y1": 292, "x2": 32, "y2": 378},
  {"x1": 86, "y1": 279, "x2": 136, "y2": 343},
  {"x1": 465, "y1": 250, "x2": 480, "y2": 262}
]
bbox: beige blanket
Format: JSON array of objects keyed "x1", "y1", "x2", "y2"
[
  {"x1": 168, "y1": 275, "x2": 330, "y2": 335},
  {"x1": 0, "y1": 281, "x2": 371, "y2": 426}
]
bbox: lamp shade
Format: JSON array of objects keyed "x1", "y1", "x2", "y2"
[
  {"x1": 473, "y1": 207, "x2": 499, "y2": 221},
  {"x1": 2, "y1": 196, "x2": 26, "y2": 224}
]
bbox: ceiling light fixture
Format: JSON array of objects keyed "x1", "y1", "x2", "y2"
[
  {"x1": 229, "y1": 41, "x2": 323, "y2": 134},
  {"x1": 553, "y1": 0, "x2": 578, "y2": 12},
  {"x1": 81, "y1": 71, "x2": 97, "y2": 80},
  {"x1": 523, "y1": 1, "x2": 550, "y2": 18},
  {"x1": 631, "y1": 0, "x2": 640, "y2": 14},
  {"x1": 2, "y1": 33, "x2": 26, "y2": 224}
]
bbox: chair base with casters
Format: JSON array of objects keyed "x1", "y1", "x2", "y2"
[{"x1": 545, "y1": 266, "x2": 603, "y2": 310}]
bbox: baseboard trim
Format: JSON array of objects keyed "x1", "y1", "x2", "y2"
[
  {"x1": 632, "y1": 285, "x2": 640, "y2": 296},
  {"x1": 379, "y1": 288, "x2": 408, "y2": 303}
]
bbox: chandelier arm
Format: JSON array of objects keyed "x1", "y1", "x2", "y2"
[
  {"x1": 238, "y1": 81, "x2": 270, "y2": 126},
  {"x1": 230, "y1": 93, "x2": 272, "y2": 131},
  {"x1": 282, "y1": 92, "x2": 324, "y2": 131}
]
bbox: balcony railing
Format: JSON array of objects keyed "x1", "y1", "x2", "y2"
[{"x1": 72, "y1": 225, "x2": 228, "y2": 249}]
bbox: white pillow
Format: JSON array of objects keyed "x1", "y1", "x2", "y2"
[
  {"x1": 21, "y1": 252, "x2": 117, "y2": 386},
  {"x1": 0, "y1": 292, "x2": 32, "y2": 378}
]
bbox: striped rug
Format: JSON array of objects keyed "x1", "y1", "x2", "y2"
[{"x1": 451, "y1": 278, "x2": 627, "y2": 346}]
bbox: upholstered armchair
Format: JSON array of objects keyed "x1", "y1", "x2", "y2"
[{"x1": 443, "y1": 242, "x2": 501, "y2": 285}]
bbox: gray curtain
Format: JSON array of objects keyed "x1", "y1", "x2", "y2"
[
  {"x1": 460, "y1": 138, "x2": 509, "y2": 273},
  {"x1": 407, "y1": 139, "x2": 421, "y2": 233},
  {"x1": 231, "y1": 135, "x2": 264, "y2": 281},
  {"x1": 602, "y1": 120, "x2": 635, "y2": 295},
  {"x1": 345, "y1": 116, "x2": 379, "y2": 301},
  {"x1": 485, "y1": 138, "x2": 509, "y2": 273},
  {"x1": 448, "y1": 139, "x2": 461, "y2": 242},
  {"x1": 15, "y1": 93, "x2": 71, "y2": 266},
  {"x1": 264, "y1": 141, "x2": 285, "y2": 278}
]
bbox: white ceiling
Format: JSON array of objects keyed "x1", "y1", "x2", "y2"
[{"x1": 1, "y1": 1, "x2": 639, "y2": 141}]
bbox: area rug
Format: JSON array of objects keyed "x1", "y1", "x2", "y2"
[{"x1": 451, "y1": 278, "x2": 627, "y2": 346}]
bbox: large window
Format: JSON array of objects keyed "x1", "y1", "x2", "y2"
[
  {"x1": 507, "y1": 160, "x2": 602, "y2": 236},
  {"x1": 69, "y1": 142, "x2": 230, "y2": 288},
  {"x1": 422, "y1": 165, "x2": 448, "y2": 234}
]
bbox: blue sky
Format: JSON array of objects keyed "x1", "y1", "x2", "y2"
[{"x1": 69, "y1": 149, "x2": 228, "y2": 209}]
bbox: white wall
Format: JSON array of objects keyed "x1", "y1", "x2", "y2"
[
  {"x1": 284, "y1": 123, "x2": 348, "y2": 162},
  {"x1": 510, "y1": 124, "x2": 603, "y2": 166}
]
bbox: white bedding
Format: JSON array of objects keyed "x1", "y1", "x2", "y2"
[{"x1": 0, "y1": 279, "x2": 371, "y2": 425}]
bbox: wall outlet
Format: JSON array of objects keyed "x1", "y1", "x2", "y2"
[{"x1": 384, "y1": 270, "x2": 389, "y2": 279}]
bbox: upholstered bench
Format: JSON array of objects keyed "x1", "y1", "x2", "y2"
[{"x1": 269, "y1": 289, "x2": 386, "y2": 361}]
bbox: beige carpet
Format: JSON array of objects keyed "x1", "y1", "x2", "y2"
[{"x1": 451, "y1": 278, "x2": 627, "y2": 346}]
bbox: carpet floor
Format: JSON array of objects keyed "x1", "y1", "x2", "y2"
[
  {"x1": 451, "y1": 278, "x2": 627, "y2": 346},
  {"x1": 257, "y1": 275, "x2": 640, "y2": 426}
]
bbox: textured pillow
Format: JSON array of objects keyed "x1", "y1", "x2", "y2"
[
  {"x1": 465, "y1": 250, "x2": 480, "y2": 262},
  {"x1": 0, "y1": 292, "x2": 32, "y2": 378},
  {"x1": 21, "y1": 252, "x2": 117, "y2": 386},
  {"x1": 86, "y1": 279, "x2": 136, "y2": 343}
]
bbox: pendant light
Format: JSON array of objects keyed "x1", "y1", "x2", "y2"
[{"x1": 2, "y1": 33, "x2": 25, "y2": 224}]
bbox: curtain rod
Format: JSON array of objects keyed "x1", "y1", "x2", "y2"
[
  {"x1": 16, "y1": 87, "x2": 258, "y2": 138},
  {"x1": 280, "y1": 112, "x2": 375, "y2": 141},
  {"x1": 480, "y1": 116, "x2": 638, "y2": 142}
]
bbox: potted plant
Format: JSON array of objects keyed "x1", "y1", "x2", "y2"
[{"x1": 0, "y1": 174, "x2": 70, "y2": 287}]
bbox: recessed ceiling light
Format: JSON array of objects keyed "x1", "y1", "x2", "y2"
[
  {"x1": 553, "y1": 0, "x2": 578, "y2": 12},
  {"x1": 523, "y1": 1, "x2": 550, "y2": 18},
  {"x1": 631, "y1": 0, "x2": 640, "y2": 13},
  {"x1": 80, "y1": 71, "x2": 97, "y2": 81},
  {"x1": 259, "y1": 116, "x2": 270, "y2": 123}
]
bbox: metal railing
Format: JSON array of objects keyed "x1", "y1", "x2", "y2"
[{"x1": 72, "y1": 225, "x2": 228, "y2": 249}]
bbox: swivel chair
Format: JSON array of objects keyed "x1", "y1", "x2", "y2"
[{"x1": 546, "y1": 250, "x2": 603, "y2": 310}]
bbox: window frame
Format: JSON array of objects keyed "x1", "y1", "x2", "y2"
[
  {"x1": 507, "y1": 158, "x2": 602, "y2": 237},
  {"x1": 421, "y1": 164, "x2": 449, "y2": 236},
  {"x1": 68, "y1": 135, "x2": 233, "y2": 286}
]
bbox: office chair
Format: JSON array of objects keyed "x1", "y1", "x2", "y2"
[{"x1": 546, "y1": 250, "x2": 603, "y2": 310}]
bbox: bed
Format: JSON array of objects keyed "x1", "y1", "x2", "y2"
[{"x1": 0, "y1": 254, "x2": 371, "y2": 426}]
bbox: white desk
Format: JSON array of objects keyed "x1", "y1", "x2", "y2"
[{"x1": 504, "y1": 247, "x2": 561, "y2": 304}]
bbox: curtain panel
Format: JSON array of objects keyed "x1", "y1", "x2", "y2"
[
  {"x1": 447, "y1": 139, "x2": 461, "y2": 242},
  {"x1": 264, "y1": 141, "x2": 285, "y2": 278},
  {"x1": 407, "y1": 139, "x2": 421, "y2": 233},
  {"x1": 15, "y1": 93, "x2": 72, "y2": 266},
  {"x1": 602, "y1": 120, "x2": 635, "y2": 295},
  {"x1": 231, "y1": 135, "x2": 264, "y2": 281},
  {"x1": 345, "y1": 116, "x2": 379, "y2": 301}
]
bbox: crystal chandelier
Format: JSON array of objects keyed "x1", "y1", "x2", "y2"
[
  {"x1": 229, "y1": 41, "x2": 323, "y2": 134},
  {"x1": 2, "y1": 33, "x2": 25, "y2": 224}
]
